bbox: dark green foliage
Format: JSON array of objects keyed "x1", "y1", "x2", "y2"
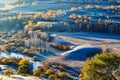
[{"x1": 17, "y1": 65, "x2": 30, "y2": 74}]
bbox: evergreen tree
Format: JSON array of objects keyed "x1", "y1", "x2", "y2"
[{"x1": 81, "y1": 53, "x2": 120, "y2": 80}]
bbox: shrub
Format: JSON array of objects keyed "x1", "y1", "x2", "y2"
[
  {"x1": 58, "y1": 72, "x2": 67, "y2": 78},
  {"x1": 45, "y1": 69, "x2": 54, "y2": 75},
  {"x1": 4, "y1": 68, "x2": 14, "y2": 77},
  {"x1": 33, "y1": 69, "x2": 41, "y2": 77},
  {"x1": 70, "y1": 7, "x2": 77, "y2": 11},
  {"x1": 22, "y1": 49, "x2": 29, "y2": 54},
  {"x1": 30, "y1": 46, "x2": 37, "y2": 51},
  {"x1": 2, "y1": 58, "x2": 8, "y2": 64},
  {"x1": 63, "y1": 46, "x2": 70, "y2": 50},
  {"x1": 32, "y1": 56, "x2": 37, "y2": 61},
  {"x1": 3, "y1": 44, "x2": 11, "y2": 52},
  {"x1": 58, "y1": 65, "x2": 64, "y2": 70},
  {"x1": 48, "y1": 74, "x2": 56, "y2": 80},
  {"x1": 40, "y1": 74, "x2": 45, "y2": 78},
  {"x1": 1, "y1": 58, "x2": 14, "y2": 65}
]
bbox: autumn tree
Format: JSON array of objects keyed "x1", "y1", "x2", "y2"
[
  {"x1": 48, "y1": 74, "x2": 56, "y2": 80},
  {"x1": 17, "y1": 59, "x2": 30, "y2": 74},
  {"x1": 58, "y1": 72, "x2": 68, "y2": 79},
  {"x1": 4, "y1": 68, "x2": 14, "y2": 77},
  {"x1": 33, "y1": 68, "x2": 42, "y2": 77},
  {"x1": 45, "y1": 69, "x2": 54, "y2": 75}
]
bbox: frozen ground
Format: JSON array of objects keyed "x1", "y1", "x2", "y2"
[
  {"x1": 50, "y1": 32, "x2": 120, "y2": 53},
  {"x1": 0, "y1": 5, "x2": 14, "y2": 10},
  {"x1": 0, "y1": 75, "x2": 40, "y2": 80}
]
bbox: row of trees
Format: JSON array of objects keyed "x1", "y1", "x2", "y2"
[
  {"x1": 2, "y1": 5, "x2": 119, "y2": 34},
  {"x1": 70, "y1": 5, "x2": 120, "y2": 11},
  {"x1": 70, "y1": 0, "x2": 118, "y2": 4},
  {"x1": 68, "y1": 14, "x2": 120, "y2": 34}
]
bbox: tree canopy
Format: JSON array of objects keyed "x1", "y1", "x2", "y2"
[
  {"x1": 81, "y1": 53, "x2": 120, "y2": 80},
  {"x1": 17, "y1": 59, "x2": 30, "y2": 74}
]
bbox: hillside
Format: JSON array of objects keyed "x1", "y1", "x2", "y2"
[{"x1": 0, "y1": 0, "x2": 119, "y2": 80}]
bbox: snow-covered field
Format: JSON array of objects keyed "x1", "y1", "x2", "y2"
[
  {"x1": 50, "y1": 32, "x2": 120, "y2": 53},
  {"x1": 0, "y1": 5, "x2": 14, "y2": 10},
  {"x1": 0, "y1": 0, "x2": 119, "y2": 79},
  {"x1": 0, "y1": 75, "x2": 40, "y2": 80}
]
